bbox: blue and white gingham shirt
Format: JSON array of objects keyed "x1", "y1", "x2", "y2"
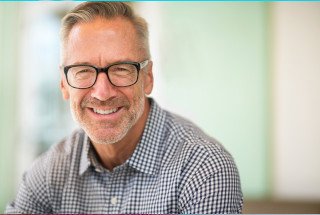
[{"x1": 6, "y1": 99, "x2": 243, "y2": 214}]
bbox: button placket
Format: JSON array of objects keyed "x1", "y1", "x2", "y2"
[{"x1": 105, "y1": 166, "x2": 126, "y2": 213}]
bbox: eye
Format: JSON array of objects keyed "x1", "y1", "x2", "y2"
[
  {"x1": 109, "y1": 64, "x2": 136, "y2": 77},
  {"x1": 113, "y1": 66, "x2": 131, "y2": 73},
  {"x1": 76, "y1": 68, "x2": 91, "y2": 74},
  {"x1": 69, "y1": 66, "x2": 96, "y2": 80}
]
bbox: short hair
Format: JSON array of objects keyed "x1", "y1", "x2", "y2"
[{"x1": 60, "y1": 2, "x2": 150, "y2": 59}]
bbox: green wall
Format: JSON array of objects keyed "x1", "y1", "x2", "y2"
[
  {"x1": 159, "y1": 2, "x2": 270, "y2": 198},
  {"x1": 0, "y1": 3, "x2": 20, "y2": 212}
]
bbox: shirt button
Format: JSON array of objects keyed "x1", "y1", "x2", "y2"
[{"x1": 111, "y1": 197, "x2": 117, "y2": 205}]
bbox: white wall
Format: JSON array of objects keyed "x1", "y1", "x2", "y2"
[{"x1": 272, "y1": 2, "x2": 320, "y2": 200}]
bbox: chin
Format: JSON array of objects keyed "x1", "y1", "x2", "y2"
[{"x1": 86, "y1": 126, "x2": 129, "y2": 145}]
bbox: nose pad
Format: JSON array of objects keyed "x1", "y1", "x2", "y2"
[{"x1": 90, "y1": 72, "x2": 117, "y2": 101}]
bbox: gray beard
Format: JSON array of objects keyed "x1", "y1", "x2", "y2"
[{"x1": 70, "y1": 93, "x2": 145, "y2": 145}]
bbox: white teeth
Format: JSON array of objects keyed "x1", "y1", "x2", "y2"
[{"x1": 93, "y1": 108, "x2": 118, "y2": 115}]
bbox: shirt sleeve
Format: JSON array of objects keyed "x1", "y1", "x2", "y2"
[
  {"x1": 5, "y1": 155, "x2": 53, "y2": 214},
  {"x1": 178, "y1": 146, "x2": 243, "y2": 214}
]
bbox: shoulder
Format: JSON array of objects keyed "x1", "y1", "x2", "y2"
[
  {"x1": 163, "y1": 112, "x2": 242, "y2": 213},
  {"x1": 49, "y1": 128, "x2": 86, "y2": 156},
  {"x1": 24, "y1": 128, "x2": 85, "y2": 194},
  {"x1": 163, "y1": 111, "x2": 240, "y2": 185},
  {"x1": 165, "y1": 111, "x2": 233, "y2": 167},
  {"x1": 7, "y1": 129, "x2": 85, "y2": 213},
  {"x1": 31, "y1": 128, "x2": 84, "y2": 168}
]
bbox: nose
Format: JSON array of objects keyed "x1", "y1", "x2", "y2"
[{"x1": 90, "y1": 72, "x2": 117, "y2": 101}]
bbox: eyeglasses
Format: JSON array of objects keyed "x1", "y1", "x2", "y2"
[{"x1": 64, "y1": 60, "x2": 149, "y2": 89}]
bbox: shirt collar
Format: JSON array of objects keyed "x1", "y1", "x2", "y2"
[
  {"x1": 79, "y1": 98, "x2": 167, "y2": 176},
  {"x1": 127, "y1": 98, "x2": 166, "y2": 175},
  {"x1": 79, "y1": 132, "x2": 91, "y2": 176}
]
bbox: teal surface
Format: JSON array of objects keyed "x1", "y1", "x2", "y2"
[{"x1": 159, "y1": 2, "x2": 270, "y2": 198}]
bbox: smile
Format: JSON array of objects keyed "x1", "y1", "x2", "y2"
[{"x1": 93, "y1": 107, "x2": 119, "y2": 115}]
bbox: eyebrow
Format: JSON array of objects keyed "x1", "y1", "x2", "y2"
[
  {"x1": 66, "y1": 59, "x2": 137, "y2": 67},
  {"x1": 67, "y1": 61, "x2": 92, "y2": 66}
]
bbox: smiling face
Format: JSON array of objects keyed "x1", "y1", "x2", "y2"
[{"x1": 60, "y1": 17, "x2": 153, "y2": 145}]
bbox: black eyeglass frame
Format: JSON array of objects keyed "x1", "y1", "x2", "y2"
[{"x1": 63, "y1": 60, "x2": 149, "y2": 89}]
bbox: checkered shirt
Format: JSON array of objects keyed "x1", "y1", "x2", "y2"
[{"x1": 6, "y1": 99, "x2": 243, "y2": 214}]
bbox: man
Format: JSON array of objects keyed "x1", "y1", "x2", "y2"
[{"x1": 6, "y1": 2, "x2": 243, "y2": 214}]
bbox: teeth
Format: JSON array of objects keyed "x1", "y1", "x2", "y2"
[{"x1": 93, "y1": 108, "x2": 118, "y2": 115}]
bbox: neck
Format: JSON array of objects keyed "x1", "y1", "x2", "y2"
[{"x1": 92, "y1": 98, "x2": 151, "y2": 171}]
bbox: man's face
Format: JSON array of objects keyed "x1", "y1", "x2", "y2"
[{"x1": 60, "y1": 17, "x2": 153, "y2": 145}]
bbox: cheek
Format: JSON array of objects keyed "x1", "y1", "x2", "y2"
[
  {"x1": 69, "y1": 97, "x2": 81, "y2": 119},
  {"x1": 132, "y1": 82, "x2": 145, "y2": 99},
  {"x1": 69, "y1": 90, "x2": 87, "y2": 110}
]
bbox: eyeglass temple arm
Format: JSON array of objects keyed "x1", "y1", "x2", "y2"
[{"x1": 140, "y1": 60, "x2": 149, "y2": 69}]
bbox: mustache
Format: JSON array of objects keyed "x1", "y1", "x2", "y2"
[{"x1": 81, "y1": 97, "x2": 130, "y2": 108}]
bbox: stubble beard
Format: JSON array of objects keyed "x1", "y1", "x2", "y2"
[{"x1": 70, "y1": 92, "x2": 145, "y2": 145}]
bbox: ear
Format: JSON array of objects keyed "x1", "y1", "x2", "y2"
[
  {"x1": 143, "y1": 61, "x2": 154, "y2": 95},
  {"x1": 60, "y1": 79, "x2": 70, "y2": 100}
]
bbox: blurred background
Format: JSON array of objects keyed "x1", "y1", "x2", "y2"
[{"x1": 0, "y1": 2, "x2": 319, "y2": 213}]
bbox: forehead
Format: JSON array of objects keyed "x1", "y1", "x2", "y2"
[{"x1": 63, "y1": 17, "x2": 143, "y2": 66}]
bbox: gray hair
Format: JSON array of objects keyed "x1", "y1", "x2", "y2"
[{"x1": 60, "y1": 2, "x2": 150, "y2": 60}]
